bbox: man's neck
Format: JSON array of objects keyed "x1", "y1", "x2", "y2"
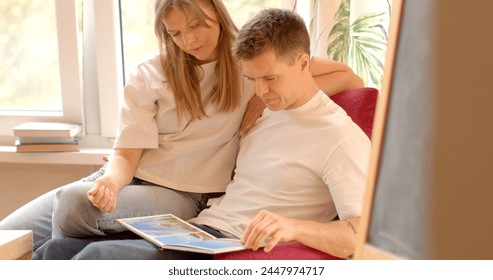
[{"x1": 292, "y1": 78, "x2": 321, "y2": 109}]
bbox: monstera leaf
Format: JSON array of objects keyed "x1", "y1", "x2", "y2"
[{"x1": 327, "y1": 0, "x2": 388, "y2": 88}]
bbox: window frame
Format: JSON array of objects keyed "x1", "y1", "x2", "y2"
[
  {"x1": 1, "y1": 0, "x2": 291, "y2": 147},
  {"x1": 0, "y1": 0, "x2": 122, "y2": 148},
  {"x1": 0, "y1": 0, "x2": 84, "y2": 140},
  {"x1": 91, "y1": 0, "x2": 123, "y2": 139}
]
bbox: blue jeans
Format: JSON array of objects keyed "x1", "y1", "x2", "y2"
[
  {"x1": 0, "y1": 166, "x2": 202, "y2": 251},
  {"x1": 32, "y1": 224, "x2": 226, "y2": 260}
]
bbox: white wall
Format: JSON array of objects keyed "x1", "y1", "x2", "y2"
[{"x1": 0, "y1": 163, "x2": 101, "y2": 220}]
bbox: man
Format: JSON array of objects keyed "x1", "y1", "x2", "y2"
[{"x1": 33, "y1": 8, "x2": 370, "y2": 260}]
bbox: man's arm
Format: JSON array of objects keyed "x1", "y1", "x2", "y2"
[
  {"x1": 310, "y1": 57, "x2": 364, "y2": 96},
  {"x1": 242, "y1": 209, "x2": 359, "y2": 259}
]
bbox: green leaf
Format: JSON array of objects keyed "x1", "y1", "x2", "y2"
[{"x1": 327, "y1": 4, "x2": 389, "y2": 88}]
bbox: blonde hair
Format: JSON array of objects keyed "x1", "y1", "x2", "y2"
[{"x1": 154, "y1": 0, "x2": 241, "y2": 122}]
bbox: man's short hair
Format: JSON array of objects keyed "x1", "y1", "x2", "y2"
[{"x1": 233, "y1": 8, "x2": 311, "y2": 65}]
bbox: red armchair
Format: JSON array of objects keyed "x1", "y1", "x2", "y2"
[
  {"x1": 214, "y1": 87, "x2": 379, "y2": 260},
  {"x1": 330, "y1": 87, "x2": 378, "y2": 140}
]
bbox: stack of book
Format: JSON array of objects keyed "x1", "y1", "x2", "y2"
[{"x1": 13, "y1": 122, "x2": 82, "y2": 153}]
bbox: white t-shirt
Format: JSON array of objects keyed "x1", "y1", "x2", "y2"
[
  {"x1": 114, "y1": 55, "x2": 254, "y2": 193},
  {"x1": 190, "y1": 90, "x2": 371, "y2": 238}
]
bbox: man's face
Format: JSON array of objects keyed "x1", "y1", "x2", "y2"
[{"x1": 241, "y1": 49, "x2": 305, "y2": 111}]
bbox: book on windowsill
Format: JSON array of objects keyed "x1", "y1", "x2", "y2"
[
  {"x1": 116, "y1": 214, "x2": 248, "y2": 255},
  {"x1": 16, "y1": 136, "x2": 78, "y2": 145},
  {"x1": 15, "y1": 140, "x2": 79, "y2": 153},
  {"x1": 12, "y1": 122, "x2": 82, "y2": 138}
]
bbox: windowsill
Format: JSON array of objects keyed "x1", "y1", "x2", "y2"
[{"x1": 0, "y1": 145, "x2": 111, "y2": 165}]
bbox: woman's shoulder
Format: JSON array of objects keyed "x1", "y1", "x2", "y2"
[
  {"x1": 134, "y1": 52, "x2": 161, "y2": 71},
  {"x1": 129, "y1": 52, "x2": 166, "y2": 82}
]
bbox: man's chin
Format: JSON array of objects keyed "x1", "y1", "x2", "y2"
[{"x1": 266, "y1": 105, "x2": 282, "y2": 111}]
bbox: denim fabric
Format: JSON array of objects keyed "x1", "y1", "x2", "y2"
[
  {"x1": 52, "y1": 181, "x2": 201, "y2": 238},
  {"x1": 192, "y1": 223, "x2": 230, "y2": 238},
  {"x1": 0, "y1": 187, "x2": 58, "y2": 251},
  {"x1": 0, "y1": 165, "x2": 203, "y2": 251},
  {"x1": 33, "y1": 237, "x2": 212, "y2": 260},
  {"x1": 0, "y1": 166, "x2": 109, "y2": 250},
  {"x1": 33, "y1": 224, "x2": 226, "y2": 260}
]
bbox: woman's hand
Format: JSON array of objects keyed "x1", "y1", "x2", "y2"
[
  {"x1": 240, "y1": 95, "x2": 265, "y2": 135},
  {"x1": 87, "y1": 177, "x2": 119, "y2": 213},
  {"x1": 86, "y1": 148, "x2": 142, "y2": 212}
]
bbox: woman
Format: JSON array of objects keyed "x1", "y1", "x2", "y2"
[{"x1": 0, "y1": 0, "x2": 363, "y2": 251}]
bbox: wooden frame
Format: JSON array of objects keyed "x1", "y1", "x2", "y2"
[
  {"x1": 0, "y1": 230, "x2": 33, "y2": 260},
  {"x1": 353, "y1": 0, "x2": 404, "y2": 260}
]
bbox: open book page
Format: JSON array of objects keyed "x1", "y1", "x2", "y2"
[{"x1": 117, "y1": 214, "x2": 246, "y2": 254}]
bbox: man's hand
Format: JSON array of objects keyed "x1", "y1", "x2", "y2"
[
  {"x1": 87, "y1": 177, "x2": 119, "y2": 213},
  {"x1": 240, "y1": 95, "x2": 265, "y2": 135},
  {"x1": 241, "y1": 210, "x2": 297, "y2": 252}
]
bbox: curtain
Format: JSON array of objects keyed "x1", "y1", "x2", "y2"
[{"x1": 284, "y1": 0, "x2": 392, "y2": 90}]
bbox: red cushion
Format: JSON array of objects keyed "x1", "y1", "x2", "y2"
[
  {"x1": 214, "y1": 88, "x2": 378, "y2": 260},
  {"x1": 330, "y1": 87, "x2": 378, "y2": 139},
  {"x1": 214, "y1": 242, "x2": 343, "y2": 260}
]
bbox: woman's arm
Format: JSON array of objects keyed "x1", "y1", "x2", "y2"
[
  {"x1": 87, "y1": 148, "x2": 143, "y2": 212},
  {"x1": 239, "y1": 95, "x2": 265, "y2": 135},
  {"x1": 310, "y1": 57, "x2": 364, "y2": 96},
  {"x1": 240, "y1": 58, "x2": 364, "y2": 134}
]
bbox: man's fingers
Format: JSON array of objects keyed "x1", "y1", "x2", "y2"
[
  {"x1": 251, "y1": 223, "x2": 277, "y2": 250},
  {"x1": 244, "y1": 217, "x2": 275, "y2": 250},
  {"x1": 242, "y1": 211, "x2": 267, "y2": 243},
  {"x1": 263, "y1": 234, "x2": 281, "y2": 252}
]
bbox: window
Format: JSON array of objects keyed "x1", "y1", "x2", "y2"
[
  {"x1": 0, "y1": 0, "x2": 283, "y2": 145},
  {"x1": 0, "y1": 1, "x2": 62, "y2": 112},
  {"x1": 0, "y1": 0, "x2": 83, "y2": 140},
  {"x1": 119, "y1": 0, "x2": 281, "y2": 83},
  {"x1": 223, "y1": 0, "x2": 280, "y2": 27}
]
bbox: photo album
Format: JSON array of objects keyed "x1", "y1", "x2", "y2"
[{"x1": 117, "y1": 214, "x2": 246, "y2": 255}]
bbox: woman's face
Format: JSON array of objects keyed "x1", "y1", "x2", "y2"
[{"x1": 163, "y1": 2, "x2": 220, "y2": 63}]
